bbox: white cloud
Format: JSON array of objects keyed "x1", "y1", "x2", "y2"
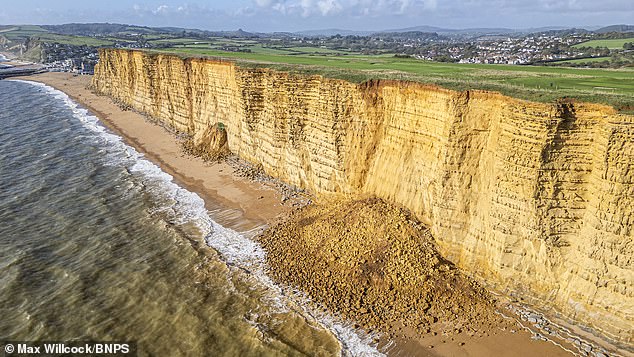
[
  {"x1": 317, "y1": 0, "x2": 343, "y2": 15},
  {"x1": 152, "y1": 5, "x2": 170, "y2": 15}
]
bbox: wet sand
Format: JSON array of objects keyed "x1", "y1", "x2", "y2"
[{"x1": 16, "y1": 72, "x2": 577, "y2": 357}]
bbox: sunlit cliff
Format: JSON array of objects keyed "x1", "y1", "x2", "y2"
[{"x1": 93, "y1": 48, "x2": 633, "y2": 344}]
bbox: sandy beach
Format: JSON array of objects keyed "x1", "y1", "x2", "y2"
[
  {"x1": 15, "y1": 72, "x2": 291, "y2": 234},
  {"x1": 13, "y1": 72, "x2": 581, "y2": 357}
]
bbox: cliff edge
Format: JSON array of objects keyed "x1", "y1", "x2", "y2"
[{"x1": 93, "y1": 48, "x2": 633, "y2": 345}]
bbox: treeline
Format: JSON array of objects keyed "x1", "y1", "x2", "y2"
[{"x1": 548, "y1": 53, "x2": 634, "y2": 68}]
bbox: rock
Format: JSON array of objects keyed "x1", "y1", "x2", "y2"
[{"x1": 95, "y1": 49, "x2": 634, "y2": 345}]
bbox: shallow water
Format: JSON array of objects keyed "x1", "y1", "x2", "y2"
[{"x1": 0, "y1": 80, "x2": 381, "y2": 356}]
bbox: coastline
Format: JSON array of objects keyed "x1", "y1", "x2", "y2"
[
  {"x1": 14, "y1": 72, "x2": 581, "y2": 357},
  {"x1": 14, "y1": 72, "x2": 290, "y2": 234}
]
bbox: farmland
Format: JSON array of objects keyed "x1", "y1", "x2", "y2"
[
  {"x1": 573, "y1": 37, "x2": 634, "y2": 49},
  {"x1": 0, "y1": 25, "x2": 114, "y2": 46},
  {"x1": 2, "y1": 23, "x2": 633, "y2": 111},
  {"x1": 150, "y1": 45, "x2": 634, "y2": 111}
]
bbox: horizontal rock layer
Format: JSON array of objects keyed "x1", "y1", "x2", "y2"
[{"x1": 93, "y1": 49, "x2": 633, "y2": 345}]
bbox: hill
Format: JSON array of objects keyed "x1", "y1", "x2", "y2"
[{"x1": 595, "y1": 24, "x2": 634, "y2": 33}]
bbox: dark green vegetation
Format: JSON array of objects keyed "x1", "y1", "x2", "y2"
[
  {"x1": 147, "y1": 46, "x2": 634, "y2": 111},
  {"x1": 548, "y1": 53, "x2": 634, "y2": 69}
]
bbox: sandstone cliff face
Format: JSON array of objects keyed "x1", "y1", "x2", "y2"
[{"x1": 93, "y1": 49, "x2": 633, "y2": 344}]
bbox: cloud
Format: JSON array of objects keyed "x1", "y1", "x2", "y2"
[
  {"x1": 1, "y1": 0, "x2": 632, "y2": 32},
  {"x1": 251, "y1": 0, "x2": 436, "y2": 17},
  {"x1": 152, "y1": 5, "x2": 170, "y2": 15},
  {"x1": 317, "y1": 0, "x2": 343, "y2": 15}
]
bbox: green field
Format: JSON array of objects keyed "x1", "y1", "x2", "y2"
[
  {"x1": 151, "y1": 38, "x2": 209, "y2": 44},
  {"x1": 1, "y1": 26, "x2": 114, "y2": 46},
  {"x1": 573, "y1": 38, "x2": 634, "y2": 49},
  {"x1": 145, "y1": 37, "x2": 352, "y2": 56},
  {"x1": 151, "y1": 47, "x2": 634, "y2": 111},
  {"x1": 3, "y1": 23, "x2": 632, "y2": 111}
]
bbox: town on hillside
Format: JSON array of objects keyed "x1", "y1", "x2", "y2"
[{"x1": 0, "y1": 23, "x2": 633, "y2": 75}]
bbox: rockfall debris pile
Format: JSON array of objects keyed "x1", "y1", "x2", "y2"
[
  {"x1": 182, "y1": 122, "x2": 230, "y2": 162},
  {"x1": 231, "y1": 159, "x2": 313, "y2": 208},
  {"x1": 258, "y1": 197, "x2": 509, "y2": 339}
]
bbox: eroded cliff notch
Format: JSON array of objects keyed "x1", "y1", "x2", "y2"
[{"x1": 183, "y1": 122, "x2": 230, "y2": 161}]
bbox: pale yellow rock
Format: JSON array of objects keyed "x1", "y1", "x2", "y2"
[{"x1": 93, "y1": 49, "x2": 634, "y2": 345}]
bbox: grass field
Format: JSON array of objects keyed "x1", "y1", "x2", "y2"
[
  {"x1": 573, "y1": 38, "x2": 634, "y2": 49},
  {"x1": 1, "y1": 26, "x2": 114, "y2": 46},
  {"x1": 3, "y1": 24, "x2": 632, "y2": 110},
  {"x1": 145, "y1": 37, "x2": 354, "y2": 56},
  {"x1": 151, "y1": 47, "x2": 634, "y2": 111}
]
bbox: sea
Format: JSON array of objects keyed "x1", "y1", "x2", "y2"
[{"x1": 0, "y1": 80, "x2": 382, "y2": 356}]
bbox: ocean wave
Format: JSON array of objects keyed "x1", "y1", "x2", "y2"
[{"x1": 12, "y1": 79, "x2": 383, "y2": 357}]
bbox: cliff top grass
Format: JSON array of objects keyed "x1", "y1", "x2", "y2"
[{"x1": 145, "y1": 47, "x2": 634, "y2": 112}]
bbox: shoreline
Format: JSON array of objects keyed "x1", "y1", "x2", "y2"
[
  {"x1": 15, "y1": 72, "x2": 583, "y2": 357},
  {"x1": 14, "y1": 72, "x2": 290, "y2": 234}
]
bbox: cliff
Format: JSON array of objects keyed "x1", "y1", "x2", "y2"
[{"x1": 93, "y1": 49, "x2": 633, "y2": 345}]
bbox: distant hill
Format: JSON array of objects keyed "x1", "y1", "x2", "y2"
[
  {"x1": 296, "y1": 29, "x2": 372, "y2": 37},
  {"x1": 296, "y1": 26, "x2": 519, "y2": 37},
  {"x1": 296, "y1": 26, "x2": 549, "y2": 38},
  {"x1": 295, "y1": 24, "x2": 634, "y2": 39},
  {"x1": 39, "y1": 23, "x2": 262, "y2": 38},
  {"x1": 157, "y1": 27, "x2": 261, "y2": 38},
  {"x1": 382, "y1": 25, "x2": 447, "y2": 33},
  {"x1": 595, "y1": 25, "x2": 634, "y2": 33},
  {"x1": 20, "y1": 22, "x2": 634, "y2": 40},
  {"x1": 528, "y1": 28, "x2": 593, "y2": 36},
  {"x1": 42, "y1": 23, "x2": 159, "y2": 35},
  {"x1": 384, "y1": 26, "x2": 518, "y2": 35},
  {"x1": 523, "y1": 26, "x2": 571, "y2": 32},
  {"x1": 371, "y1": 31, "x2": 441, "y2": 40}
]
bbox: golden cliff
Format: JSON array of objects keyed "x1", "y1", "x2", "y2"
[{"x1": 93, "y1": 49, "x2": 633, "y2": 345}]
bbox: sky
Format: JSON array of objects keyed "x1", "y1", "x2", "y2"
[{"x1": 1, "y1": 0, "x2": 633, "y2": 32}]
